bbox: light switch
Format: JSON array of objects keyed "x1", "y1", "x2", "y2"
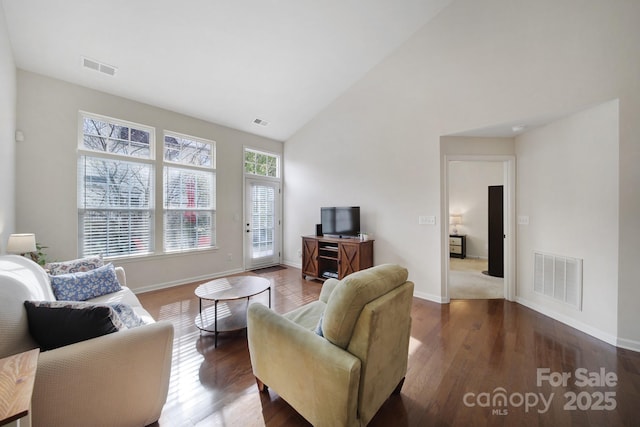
[
  {"x1": 419, "y1": 215, "x2": 436, "y2": 225},
  {"x1": 518, "y1": 215, "x2": 529, "y2": 225}
]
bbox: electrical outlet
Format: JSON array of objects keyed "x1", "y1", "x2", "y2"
[
  {"x1": 227, "y1": 253, "x2": 233, "y2": 261},
  {"x1": 297, "y1": 249, "x2": 302, "y2": 258}
]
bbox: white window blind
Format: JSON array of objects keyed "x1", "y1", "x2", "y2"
[
  {"x1": 250, "y1": 183, "x2": 276, "y2": 258},
  {"x1": 78, "y1": 114, "x2": 220, "y2": 258},
  {"x1": 163, "y1": 132, "x2": 216, "y2": 252},
  {"x1": 78, "y1": 113, "x2": 155, "y2": 258}
]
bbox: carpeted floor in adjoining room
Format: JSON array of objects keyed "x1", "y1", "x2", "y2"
[{"x1": 448, "y1": 257, "x2": 503, "y2": 299}]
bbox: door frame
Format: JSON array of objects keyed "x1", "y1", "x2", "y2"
[
  {"x1": 243, "y1": 176, "x2": 282, "y2": 270},
  {"x1": 242, "y1": 146, "x2": 283, "y2": 271},
  {"x1": 442, "y1": 155, "x2": 516, "y2": 302}
]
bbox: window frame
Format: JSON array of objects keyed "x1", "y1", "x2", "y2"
[
  {"x1": 162, "y1": 130, "x2": 217, "y2": 253},
  {"x1": 77, "y1": 111, "x2": 156, "y2": 259},
  {"x1": 244, "y1": 147, "x2": 281, "y2": 179},
  {"x1": 78, "y1": 111, "x2": 156, "y2": 161}
]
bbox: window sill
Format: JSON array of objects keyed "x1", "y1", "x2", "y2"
[{"x1": 105, "y1": 246, "x2": 219, "y2": 265}]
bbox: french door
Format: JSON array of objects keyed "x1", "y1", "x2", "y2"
[{"x1": 244, "y1": 178, "x2": 281, "y2": 270}]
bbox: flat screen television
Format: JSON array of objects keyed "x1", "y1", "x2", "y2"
[{"x1": 321, "y1": 206, "x2": 360, "y2": 238}]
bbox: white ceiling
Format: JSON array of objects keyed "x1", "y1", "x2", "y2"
[{"x1": 2, "y1": 0, "x2": 451, "y2": 141}]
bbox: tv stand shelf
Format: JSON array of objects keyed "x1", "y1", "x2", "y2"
[{"x1": 301, "y1": 236, "x2": 374, "y2": 281}]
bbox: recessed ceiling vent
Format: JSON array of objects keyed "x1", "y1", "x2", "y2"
[
  {"x1": 82, "y1": 56, "x2": 117, "y2": 76},
  {"x1": 253, "y1": 118, "x2": 269, "y2": 127}
]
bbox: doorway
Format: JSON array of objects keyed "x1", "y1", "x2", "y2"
[
  {"x1": 443, "y1": 155, "x2": 515, "y2": 302},
  {"x1": 244, "y1": 178, "x2": 281, "y2": 270}
]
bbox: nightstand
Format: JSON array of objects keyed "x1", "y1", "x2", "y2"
[{"x1": 449, "y1": 235, "x2": 466, "y2": 259}]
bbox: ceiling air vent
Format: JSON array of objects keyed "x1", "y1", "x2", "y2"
[
  {"x1": 82, "y1": 56, "x2": 117, "y2": 76},
  {"x1": 253, "y1": 118, "x2": 269, "y2": 127}
]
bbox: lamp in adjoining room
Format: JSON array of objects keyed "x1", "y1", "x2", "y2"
[
  {"x1": 449, "y1": 215, "x2": 462, "y2": 235},
  {"x1": 7, "y1": 233, "x2": 37, "y2": 256}
]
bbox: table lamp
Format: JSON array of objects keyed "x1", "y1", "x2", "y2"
[
  {"x1": 449, "y1": 215, "x2": 462, "y2": 235},
  {"x1": 7, "y1": 233, "x2": 37, "y2": 256}
]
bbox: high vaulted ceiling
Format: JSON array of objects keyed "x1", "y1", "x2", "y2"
[{"x1": 2, "y1": 0, "x2": 451, "y2": 141}]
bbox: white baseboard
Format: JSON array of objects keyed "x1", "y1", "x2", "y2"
[
  {"x1": 414, "y1": 291, "x2": 448, "y2": 304},
  {"x1": 616, "y1": 337, "x2": 640, "y2": 353},
  {"x1": 283, "y1": 259, "x2": 302, "y2": 269},
  {"x1": 132, "y1": 267, "x2": 244, "y2": 294},
  {"x1": 515, "y1": 296, "x2": 619, "y2": 348}
]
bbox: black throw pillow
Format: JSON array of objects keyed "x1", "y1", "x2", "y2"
[{"x1": 24, "y1": 301, "x2": 122, "y2": 351}]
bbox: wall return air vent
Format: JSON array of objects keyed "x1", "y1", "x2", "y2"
[
  {"x1": 82, "y1": 56, "x2": 117, "y2": 76},
  {"x1": 533, "y1": 251, "x2": 583, "y2": 310}
]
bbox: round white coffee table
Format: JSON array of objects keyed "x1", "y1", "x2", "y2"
[{"x1": 195, "y1": 276, "x2": 271, "y2": 347}]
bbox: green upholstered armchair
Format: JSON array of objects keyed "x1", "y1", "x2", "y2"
[{"x1": 247, "y1": 264, "x2": 414, "y2": 427}]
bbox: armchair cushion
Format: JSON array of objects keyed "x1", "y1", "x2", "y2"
[
  {"x1": 322, "y1": 264, "x2": 409, "y2": 348},
  {"x1": 24, "y1": 300, "x2": 124, "y2": 351},
  {"x1": 314, "y1": 315, "x2": 324, "y2": 337},
  {"x1": 49, "y1": 263, "x2": 122, "y2": 301},
  {"x1": 282, "y1": 300, "x2": 326, "y2": 330}
]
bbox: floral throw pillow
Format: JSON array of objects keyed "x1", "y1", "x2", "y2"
[
  {"x1": 46, "y1": 255, "x2": 104, "y2": 275},
  {"x1": 108, "y1": 303, "x2": 146, "y2": 328},
  {"x1": 49, "y1": 263, "x2": 122, "y2": 301}
]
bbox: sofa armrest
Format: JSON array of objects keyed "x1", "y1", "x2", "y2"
[
  {"x1": 114, "y1": 266, "x2": 126, "y2": 286},
  {"x1": 247, "y1": 303, "x2": 360, "y2": 427},
  {"x1": 33, "y1": 321, "x2": 174, "y2": 427}
]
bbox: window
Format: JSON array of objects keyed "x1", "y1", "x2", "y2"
[
  {"x1": 78, "y1": 113, "x2": 154, "y2": 257},
  {"x1": 78, "y1": 114, "x2": 217, "y2": 258},
  {"x1": 81, "y1": 115, "x2": 152, "y2": 158},
  {"x1": 244, "y1": 148, "x2": 279, "y2": 178},
  {"x1": 163, "y1": 132, "x2": 216, "y2": 252}
]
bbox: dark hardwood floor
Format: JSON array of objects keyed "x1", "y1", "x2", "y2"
[{"x1": 138, "y1": 266, "x2": 640, "y2": 427}]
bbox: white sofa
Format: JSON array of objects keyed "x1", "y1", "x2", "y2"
[{"x1": 0, "y1": 255, "x2": 174, "y2": 427}]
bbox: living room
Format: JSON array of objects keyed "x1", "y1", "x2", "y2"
[{"x1": 1, "y1": 0, "x2": 639, "y2": 426}]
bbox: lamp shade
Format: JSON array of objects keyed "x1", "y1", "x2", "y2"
[
  {"x1": 449, "y1": 215, "x2": 462, "y2": 225},
  {"x1": 7, "y1": 233, "x2": 37, "y2": 254}
]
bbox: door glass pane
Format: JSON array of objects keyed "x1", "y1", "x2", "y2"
[{"x1": 251, "y1": 184, "x2": 275, "y2": 259}]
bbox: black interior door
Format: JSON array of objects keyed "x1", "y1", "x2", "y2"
[{"x1": 488, "y1": 185, "x2": 504, "y2": 278}]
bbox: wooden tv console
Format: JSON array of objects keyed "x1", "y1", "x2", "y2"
[{"x1": 301, "y1": 235, "x2": 374, "y2": 280}]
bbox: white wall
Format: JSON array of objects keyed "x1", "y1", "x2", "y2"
[
  {"x1": 0, "y1": 4, "x2": 16, "y2": 253},
  {"x1": 448, "y1": 161, "x2": 503, "y2": 258},
  {"x1": 284, "y1": 0, "x2": 640, "y2": 348},
  {"x1": 15, "y1": 71, "x2": 283, "y2": 291},
  {"x1": 516, "y1": 100, "x2": 619, "y2": 342}
]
